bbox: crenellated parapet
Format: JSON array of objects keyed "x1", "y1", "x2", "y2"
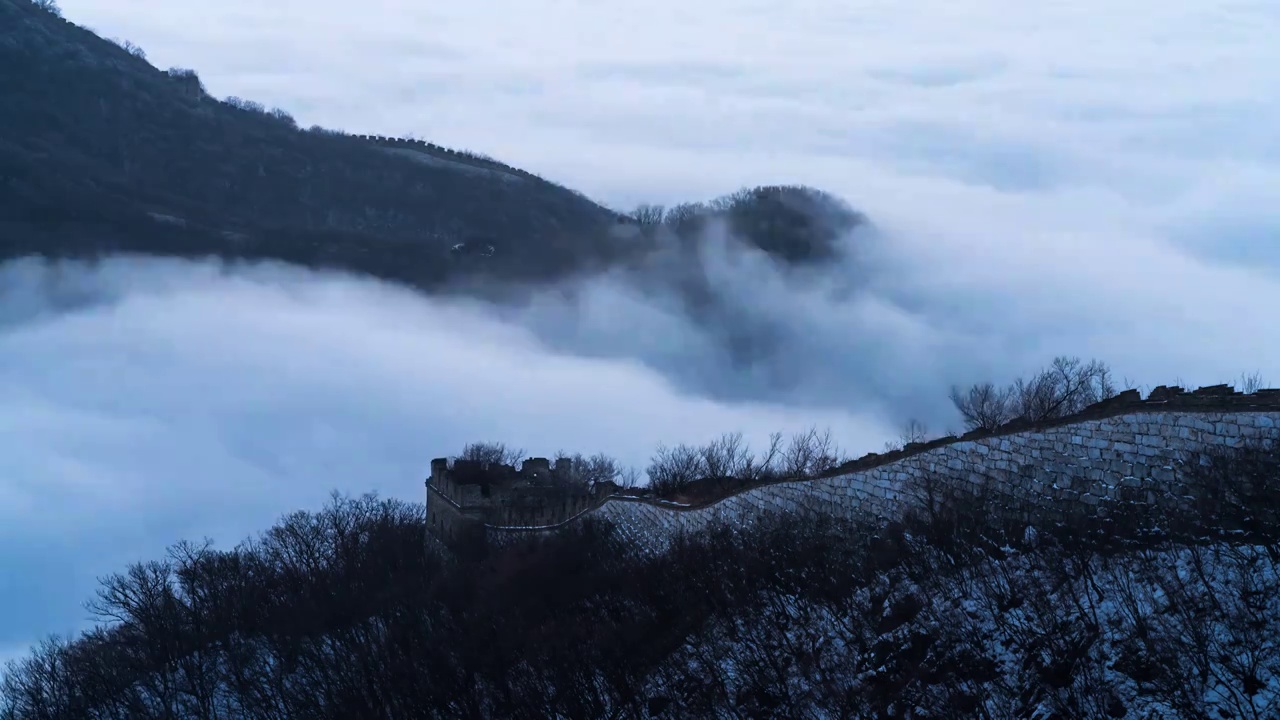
[{"x1": 425, "y1": 455, "x2": 613, "y2": 547}]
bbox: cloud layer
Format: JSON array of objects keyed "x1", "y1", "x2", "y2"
[
  {"x1": 5, "y1": 0, "x2": 1278, "y2": 663},
  {"x1": 0, "y1": 257, "x2": 889, "y2": 650}
]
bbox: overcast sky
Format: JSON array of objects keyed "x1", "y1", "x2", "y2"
[{"x1": 3, "y1": 0, "x2": 1279, "y2": 664}]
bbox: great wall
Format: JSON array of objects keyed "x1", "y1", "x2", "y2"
[
  {"x1": 426, "y1": 384, "x2": 1280, "y2": 552},
  {"x1": 351, "y1": 135, "x2": 531, "y2": 184}
]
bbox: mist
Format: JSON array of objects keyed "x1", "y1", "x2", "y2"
[
  {"x1": 494, "y1": 209, "x2": 1280, "y2": 429},
  {"x1": 0, "y1": 255, "x2": 889, "y2": 651}
]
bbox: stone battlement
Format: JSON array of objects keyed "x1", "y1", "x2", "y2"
[{"x1": 425, "y1": 455, "x2": 613, "y2": 547}]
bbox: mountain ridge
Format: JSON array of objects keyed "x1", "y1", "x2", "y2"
[{"x1": 1, "y1": 0, "x2": 866, "y2": 294}]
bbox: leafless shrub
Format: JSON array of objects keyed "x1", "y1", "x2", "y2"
[
  {"x1": 884, "y1": 417, "x2": 930, "y2": 452},
  {"x1": 552, "y1": 451, "x2": 621, "y2": 486},
  {"x1": 1099, "y1": 542, "x2": 1280, "y2": 719},
  {"x1": 268, "y1": 107, "x2": 297, "y2": 128},
  {"x1": 951, "y1": 356, "x2": 1119, "y2": 432},
  {"x1": 616, "y1": 466, "x2": 641, "y2": 489},
  {"x1": 782, "y1": 426, "x2": 845, "y2": 477},
  {"x1": 661, "y1": 202, "x2": 708, "y2": 236},
  {"x1": 629, "y1": 203, "x2": 666, "y2": 228},
  {"x1": 646, "y1": 428, "x2": 848, "y2": 497},
  {"x1": 743, "y1": 431, "x2": 784, "y2": 482},
  {"x1": 698, "y1": 432, "x2": 754, "y2": 479},
  {"x1": 456, "y1": 441, "x2": 523, "y2": 466},
  {"x1": 1238, "y1": 370, "x2": 1266, "y2": 394},
  {"x1": 646, "y1": 442, "x2": 704, "y2": 496},
  {"x1": 1012, "y1": 356, "x2": 1116, "y2": 421},
  {"x1": 111, "y1": 38, "x2": 147, "y2": 60},
  {"x1": 223, "y1": 96, "x2": 266, "y2": 114},
  {"x1": 949, "y1": 381, "x2": 1013, "y2": 433}
]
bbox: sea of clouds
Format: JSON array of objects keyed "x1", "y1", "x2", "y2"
[{"x1": 3, "y1": 0, "x2": 1279, "y2": 662}]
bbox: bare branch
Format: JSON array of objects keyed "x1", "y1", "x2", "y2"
[
  {"x1": 950, "y1": 381, "x2": 1012, "y2": 432},
  {"x1": 456, "y1": 441, "x2": 524, "y2": 466},
  {"x1": 1237, "y1": 370, "x2": 1266, "y2": 394},
  {"x1": 884, "y1": 418, "x2": 930, "y2": 452},
  {"x1": 951, "y1": 357, "x2": 1118, "y2": 431}
]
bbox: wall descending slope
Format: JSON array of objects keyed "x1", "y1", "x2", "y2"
[{"x1": 478, "y1": 386, "x2": 1280, "y2": 552}]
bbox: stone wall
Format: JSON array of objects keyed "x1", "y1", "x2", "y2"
[
  {"x1": 350, "y1": 135, "x2": 534, "y2": 182},
  {"x1": 482, "y1": 387, "x2": 1280, "y2": 552}
]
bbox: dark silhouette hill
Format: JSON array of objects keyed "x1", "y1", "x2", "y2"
[
  {"x1": 0, "y1": 0, "x2": 867, "y2": 292},
  {"x1": 0, "y1": 0, "x2": 622, "y2": 286}
]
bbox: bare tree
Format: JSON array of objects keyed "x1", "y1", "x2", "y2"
[
  {"x1": 748, "y1": 431, "x2": 785, "y2": 481},
  {"x1": 1010, "y1": 356, "x2": 1115, "y2": 422},
  {"x1": 647, "y1": 430, "x2": 806, "y2": 495},
  {"x1": 646, "y1": 443, "x2": 704, "y2": 496},
  {"x1": 629, "y1": 204, "x2": 666, "y2": 228},
  {"x1": 901, "y1": 418, "x2": 929, "y2": 445},
  {"x1": 950, "y1": 381, "x2": 1013, "y2": 432},
  {"x1": 782, "y1": 427, "x2": 845, "y2": 477},
  {"x1": 457, "y1": 441, "x2": 524, "y2": 466},
  {"x1": 884, "y1": 418, "x2": 930, "y2": 452},
  {"x1": 1237, "y1": 370, "x2": 1266, "y2": 394},
  {"x1": 224, "y1": 96, "x2": 267, "y2": 114},
  {"x1": 951, "y1": 357, "x2": 1118, "y2": 431},
  {"x1": 307, "y1": 124, "x2": 348, "y2": 137},
  {"x1": 617, "y1": 466, "x2": 642, "y2": 489},
  {"x1": 699, "y1": 432, "x2": 754, "y2": 479},
  {"x1": 111, "y1": 38, "x2": 147, "y2": 59},
  {"x1": 662, "y1": 202, "x2": 708, "y2": 235},
  {"x1": 551, "y1": 451, "x2": 620, "y2": 486},
  {"x1": 268, "y1": 107, "x2": 297, "y2": 129}
]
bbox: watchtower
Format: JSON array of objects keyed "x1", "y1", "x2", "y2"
[{"x1": 425, "y1": 456, "x2": 604, "y2": 550}]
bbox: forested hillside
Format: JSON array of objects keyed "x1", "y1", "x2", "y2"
[
  {"x1": 0, "y1": 0, "x2": 866, "y2": 292},
  {"x1": 0, "y1": 0, "x2": 628, "y2": 286},
  {"x1": 4, "y1": 443, "x2": 1279, "y2": 719}
]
